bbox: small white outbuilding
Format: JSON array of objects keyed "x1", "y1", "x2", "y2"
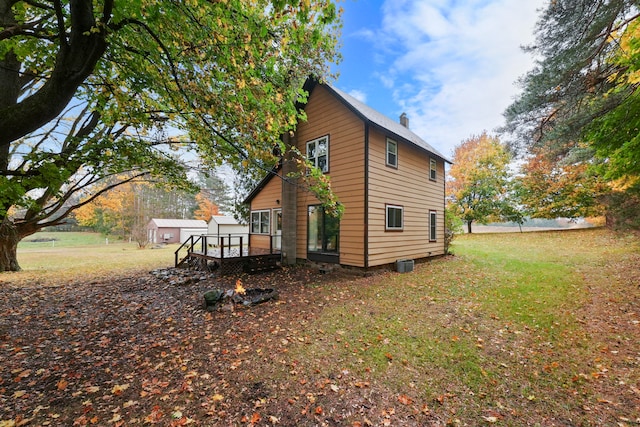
[{"x1": 207, "y1": 215, "x2": 248, "y2": 236}]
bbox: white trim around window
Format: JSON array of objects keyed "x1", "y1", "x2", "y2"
[
  {"x1": 250, "y1": 210, "x2": 271, "y2": 235},
  {"x1": 385, "y1": 204, "x2": 403, "y2": 231},
  {"x1": 429, "y1": 158, "x2": 437, "y2": 181},
  {"x1": 429, "y1": 210, "x2": 437, "y2": 241},
  {"x1": 306, "y1": 135, "x2": 329, "y2": 173},
  {"x1": 386, "y1": 138, "x2": 398, "y2": 168}
]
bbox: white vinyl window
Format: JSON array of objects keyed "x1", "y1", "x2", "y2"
[
  {"x1": 429, "y1": 210, "x2": 437, "y2": 241},
  {"x1": 430, "y1": 158, "x2": 437, "y2": 181},
  {"x1": 386, "y1": 204, "x2": 403, "y2": 230},
  {"x1": 250, "y1": 210, "x2": 270, "y2": 234},
  {"x1": 386, "y1": 138, "x2": 398, "y2": 167},
  {"x1": 307, "y1": 135, "x2": 329, "y2": 173}
]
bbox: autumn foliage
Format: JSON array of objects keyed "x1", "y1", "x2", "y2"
[
  {"x1": 193, "y1": 193, "x2": 220, "y2": 222},
  {"x1": 447, "y1": 132, "x2": 511, "y2": 233},
  {"x1": 516, "y1": 150, "x2": 606, "y2": 219}
]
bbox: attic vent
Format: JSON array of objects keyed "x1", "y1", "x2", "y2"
[{"x1": 399, "y1": 112, "x2": 409, "y2": 128}]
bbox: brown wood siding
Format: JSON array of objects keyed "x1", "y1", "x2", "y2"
[
  {"x1": 249, "y1": 174, "x2": 282, "y2": 250},
  {"x1": 249, "y1": 234, "x2": 272, "y2": 251},
  {"x1": 367, "y1": 127, "x2": 446, "y2": 266},
  {"x1": 294, "y1": 86, "x2": 366, "y2": 267}
]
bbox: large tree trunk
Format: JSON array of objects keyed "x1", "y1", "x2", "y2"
[
  {"x1": 467, "y1": 220, "x2": 473, "y2": 234},
  {"x1": 0, "y1": 0, "x2": 111, "y2": 148},
  {"x1": 0, "y1": 220, "x2": 21, "y2": 272}
]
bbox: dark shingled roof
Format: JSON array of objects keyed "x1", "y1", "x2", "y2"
[
  {"x1": 322, "y1": 82, "x2": 452, "y2": 164},
  {"x1": 245, "y1": 80, "x2": 452, "y2": 204}
]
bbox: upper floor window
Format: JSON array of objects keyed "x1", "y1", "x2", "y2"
[
  {"x1": 386, "y1": 204, "x2": 403, "y2": 231},
  {"x1": 430, "y1": 158, "x2": 437, "y2": 181},
  {"x1": 307, "y1": 135, "x2": 329, "y2": 173},
  {"x1": 386, "y1": 138, "x2": 398, "y2": 168},
  {"x1": 250, "y1": 210, "x2": 270, "y2": 234}
]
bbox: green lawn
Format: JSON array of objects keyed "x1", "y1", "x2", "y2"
[
  {"x1": 7, "y1": 231, "x2": 176, "y2": 286},
  {"x1": 19, "y1": 231, "x2": 111, "y2": 248},
  {"x1": 290, "y1": 228, "x2": 640, "y2": 424},
  {"x1": 2, "y1": 228, "x2": 638, "y2": 425}
]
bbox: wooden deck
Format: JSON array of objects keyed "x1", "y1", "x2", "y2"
[{"x1": 175, "y1": 234, "x2": 281, "y2": 275}]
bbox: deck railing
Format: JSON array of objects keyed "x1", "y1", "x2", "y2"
[
  {"x1": 174, "y1": 234, "x2": 201, "y2": 267},
  {"x1": 174, "y1": 233, "x2": 280, "y2": 267}
]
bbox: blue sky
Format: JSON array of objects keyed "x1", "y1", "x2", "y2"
[{"x1": 332, "y1": 0, "x2": 546, "y2": 157}]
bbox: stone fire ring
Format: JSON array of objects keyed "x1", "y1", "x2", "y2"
[{"x1": 203, "y1": 288, "x2": 278, "y2": 309}]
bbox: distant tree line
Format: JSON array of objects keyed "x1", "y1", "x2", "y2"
[
  {"x1": 450, "y1": 0, "x2": 640, "y2": 234},
  {"x1": 501, "y1": 0, "x2": 640, "y2": 230}
]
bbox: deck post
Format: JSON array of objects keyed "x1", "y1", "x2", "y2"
[
  {"x1": 220, "y1": 237, "x2": 224, "y2": 259},
  {"x1": 239, "y1": 236, "x2": 244, "y2": 257}
]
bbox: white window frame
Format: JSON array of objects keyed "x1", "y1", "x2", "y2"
[
  {"x1": 429, "y1": 210, "x2": 437, "y2": 241},
  {"x1": 385, "y1": 204, "x2": 404, "y2": 231},
  {"x1": 250, "y1": 210, "x2": 271, "y2": 235},
  {"x1": 430, "y1": 158, "x2": 437, "y2": 181},
  {"x1": 386, "y1": 138, "x2": 398, "y2": 168},
  {"x1": 306, "y1": 135, "x2": 329, "y2": 173}
]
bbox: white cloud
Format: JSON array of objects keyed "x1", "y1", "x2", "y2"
[
  {"x1": 377, "y1": 0, "x2": 545, "y2": 157},
  {"x1": 348, "y1": 89, "x2": 368, "y2": 103}
]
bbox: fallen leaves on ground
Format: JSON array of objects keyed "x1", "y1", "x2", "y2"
[{"x1": 1, "y1": 231, "x2": 639, "y2": 426}]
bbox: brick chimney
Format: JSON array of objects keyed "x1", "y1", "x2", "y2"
[{"x1": 399, "y1": 112, "x2": 409, "y2": 128}]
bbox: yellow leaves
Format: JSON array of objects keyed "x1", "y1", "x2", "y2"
[
  {"x1": 268, "y1": 415, "x2": 279, "y2": 424},
  {"x1": 111, "y1": 383, "x2": 130, "y2": 395},
  {"x1": 0, "y1": 417, "x2": 32, "y2": 427},
  {"x1": 193, "y1": 192, "x2": 220, "y2": 221},
  {"x1": 123, "y1": 400, "x2": 138, "y2": 408}
]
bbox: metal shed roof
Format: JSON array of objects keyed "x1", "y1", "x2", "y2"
[
  {"x1": 208, "y1": 216, "x2": 242, "y2": 225},
  {"x1": 149, "y1": 219, "x2": 208, "y2": 228}
]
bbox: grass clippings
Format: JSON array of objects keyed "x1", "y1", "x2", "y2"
[{"x1": 0, "y1": 228, "x2": 638, "y2": 426}]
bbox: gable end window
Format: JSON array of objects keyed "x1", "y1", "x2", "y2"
[
  {"x1": 429, "y1": 210, "x2": 437, "y2": 241},
  {"x1": 429, "y1": 158, "x2": 437, "y2": 181},
  {"x1": 386, "y1": 138, "x2": 398, "y2": 168},
  {"x1": 386, "y1": 204, "x2": 403, "y2": 230},
  {"x1": 250, "y1": 210, "x2": 270, "y2": 234},
  {"x1": 307, "y1": 135, "x2": 329, "y2": 173}
]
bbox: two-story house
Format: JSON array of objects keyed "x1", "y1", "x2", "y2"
[{"x1": 245, "y1": 79, "x2": 451, "y2": 270}]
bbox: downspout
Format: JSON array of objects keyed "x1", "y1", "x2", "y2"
[{"x1": 364, "y1": 122, "x2": 369, "y2": 270}]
